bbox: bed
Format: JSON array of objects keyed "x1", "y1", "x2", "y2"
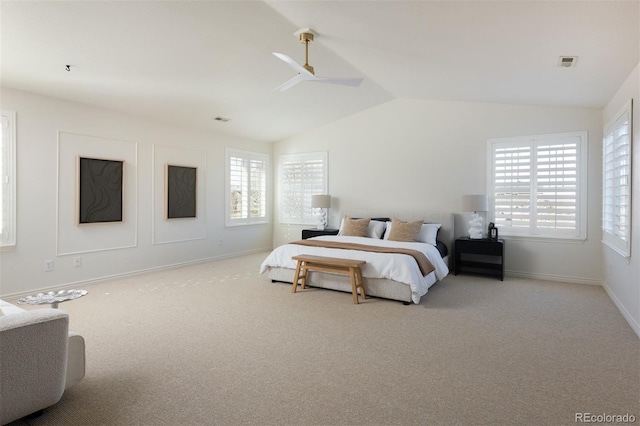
[{"x1": 260, "y1": 210, "x2": 454, "y2": 304}]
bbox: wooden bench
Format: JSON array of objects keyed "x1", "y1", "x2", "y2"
[{"x1": 291, "y1": 255, "x2": 367, "y2": 304}]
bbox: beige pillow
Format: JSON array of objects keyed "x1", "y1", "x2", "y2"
[
  {"x1": 387, "y1": 217, "x2": 423, "y2": 242},
  {"x1": 341, "y1": 216, "x2": 371, "y2": 237}
]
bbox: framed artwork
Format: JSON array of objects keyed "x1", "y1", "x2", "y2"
[
  {"x1": 166, "y1": 165, "x2": 197, "y2": 219},
  {"x1": 78, "y1": 157, "x2": 124, "y2": 224}
]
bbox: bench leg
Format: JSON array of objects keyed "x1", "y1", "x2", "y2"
[
  {"x1": 300, "y1": 265, "x2": 308, "y2": 289},
  {"x1": 349, "y1": 267, "x2": 360, "y2": 304},
  {"x1": 291, "y1": 260, "x2": 302, "y2": 293},
  {"x1": 355, "y1": 267, "x2": 366, "y2": 300}
]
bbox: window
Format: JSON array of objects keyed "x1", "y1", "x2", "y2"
[
  {"x1": 487, "y1": 131, "x2": 587, "y2": 240},
  {"x1": 602, "y1": 100, "x2": 632, "y2": 257},
  {"x1": 1, "y1": 110, "x2": 16, "y2": 247},
  {"x1": 279, "y1": 152, "x2": 327, "y2": 225},
  {"x1": 225, "y1": 149, "x2": 269, "y2": 226}
]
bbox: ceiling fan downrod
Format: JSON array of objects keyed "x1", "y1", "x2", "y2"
[{"x1": 299, "y1": 32, "x2": 315, "y2": 75}]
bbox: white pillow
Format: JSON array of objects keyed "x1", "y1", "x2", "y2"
[
  {"x1": 417, "y1": 223, "x2": 441, "y2": 246},
  {"x1": 338, "y1": 218, "x2": 386, "y2": 238},
  {"x1": 367, "y1": 220, "x2": 386, "y2": 239},
  {"x1": 382, "y1": 221, "x2": 393, "y2": 239}
]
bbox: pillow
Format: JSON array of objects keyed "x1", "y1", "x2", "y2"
[
  {"x1": 417, "y1": 223, "x2": 441, "y2": 246},
  {"x1": 340, "y1": 217, "x2": 371, "y2": 237},
  {"x1": 386, "y1": 218, "x2": 423, "y2": 242},
  {"x1": 367, "y1": 220, "x2": 387, "y2": 239}
]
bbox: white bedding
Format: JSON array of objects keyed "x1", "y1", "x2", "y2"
[{"x1": 260, "y1": 235, "x2": 449, "y2": 303}]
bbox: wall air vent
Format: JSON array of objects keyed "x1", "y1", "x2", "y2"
[{"x1": 558, "y1": 56, "x2": 578, "y2": 68}]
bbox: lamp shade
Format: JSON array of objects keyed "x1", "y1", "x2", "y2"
[
  {"x1": 311, "y1": 194, "x2": 331, "y2": 209},
  {"x1": 462, "y1": 194, "x2": 488, "y2": 212}
]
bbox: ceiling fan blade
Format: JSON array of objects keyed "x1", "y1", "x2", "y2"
[
  {"x1": 309, "y1": 77, "x2": 364, "y2": 87},
  {"x1": 274, "y1": 74, "x2": 305, "y2": 92},
  {"x1": 272, "y1": 52, "x2": 315, "y2": 78}
]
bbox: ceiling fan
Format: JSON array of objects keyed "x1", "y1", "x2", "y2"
[{"x1": 272, "y1": 29, "x2": 364, "y2": 92}]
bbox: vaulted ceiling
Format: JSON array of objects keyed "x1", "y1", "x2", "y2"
[{"x1": 2, "y1": 1, "x2": 638, "y2": 142}]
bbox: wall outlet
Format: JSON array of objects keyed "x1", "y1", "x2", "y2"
[
  {"x1": 73, "y1": 257, "x2": 82, "y2": 267},
  {"x1": 44, "y1": 260, "x2": 54, "y2": 272}
]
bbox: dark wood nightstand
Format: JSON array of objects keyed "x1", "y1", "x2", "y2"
[
  {"x1": 454, "y1": 237, "x2": 505, "y2": 280},
  {"x1": 301, "y1": 228, "x2": 339, "y2": 239}
]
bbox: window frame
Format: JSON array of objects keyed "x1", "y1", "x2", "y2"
[
  {"x1": 278, "y1": 151, "x2": 328, "y2": 226},
  {"x1": 1, "y1": 110, "x2": 16, "y2": 247},
  {"x1": 224, "y1": 148, "x2": 269, "y2": 227},
  {"x1": 602, "y1": 100, "x2": 633, "y2": 258},
  {"x1": 487, "y1": 130, "x2": 588, "y2": 241}
]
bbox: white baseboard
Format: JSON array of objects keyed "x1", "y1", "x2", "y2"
[
  {"x1": 2, "y1": 247, "x2": 273, "y2": 301},
  {"x1": 505, "y1": 270, "x2": 602, "y2": 286},
  {"x1": 601, "y1": 281, "x2": 640, "y2": 338}
]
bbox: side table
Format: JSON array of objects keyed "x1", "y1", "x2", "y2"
[
  {"x1": 18, "y1": 289, "x2": 88, "y2": 309},
  {"x1": 455, "y1": 237, "x2": 505, "y2": 280}
]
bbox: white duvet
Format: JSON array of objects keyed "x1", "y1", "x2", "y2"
[{"x1": 260, "y1": 235, "x2": 449, "y2": 303}]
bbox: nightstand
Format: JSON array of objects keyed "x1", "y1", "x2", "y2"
[
  {"x1": 301, "y1": 228, "x2": 339, "y2": 239},
  {"x1": 454, "y1": 237, "x2": 505, "y2": 280}
]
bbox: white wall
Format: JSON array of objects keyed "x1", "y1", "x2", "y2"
[
  {"x1": 273, "y1": 98, "x2": 603, "y2": 284},
  {"x1": 602, "y1": 63, "x2": 640, "y2": 336},
  {"x1": 0, "y1": 88, "x2": 272, "y2": 297}
]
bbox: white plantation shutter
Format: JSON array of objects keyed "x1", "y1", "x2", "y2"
[
  {"x1": 279, "y1": 152, "x2": 327, "y2": 225},
  {"x1": 535, "y1": 138, "x2": 579, "y2": 232},
  {"x1": 250, "y1": 158, "x2": 267, "y2": 218},
  {"x1": 1, "y1": 110, "x2": 16, "y2": 246},
  {"x1": 602, "y1": 100, "x2": 632, "y2": 257},
  {"x1": 493, "y1": 144, "x2": 532, "y2": 230},
  {"x1": 225, "y1": 149, "x2": 269, "y2": 226},
  {"x1": 488, "y1": 131, "x2": 587, "y2": 239}
]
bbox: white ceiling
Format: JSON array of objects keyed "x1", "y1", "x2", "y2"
[{"x1": 2, "y1": 1, "x2": 638, "y2": 142}]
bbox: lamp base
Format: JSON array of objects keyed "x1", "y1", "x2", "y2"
[
  {"x1": 467, "y1": 212, "x2": 484, "y2": 239},
  {"x1": 316, "y1": 208, "x2": 327, "y2": 230}
]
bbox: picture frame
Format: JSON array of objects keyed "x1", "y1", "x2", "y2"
[
  {"x1": 77, "y1": 156, "x2": 124, "y2": 224},
  {"x1": 166, "y1": 164, "x2": 197, "y2": 219}
]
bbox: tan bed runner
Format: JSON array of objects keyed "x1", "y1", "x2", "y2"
[{"x1": 290, "y1": 239, "x2": 435, "y2": 276}]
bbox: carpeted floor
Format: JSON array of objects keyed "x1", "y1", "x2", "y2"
[{"x1": 8, "y1": 251, "x2": 640, "y2": 426}]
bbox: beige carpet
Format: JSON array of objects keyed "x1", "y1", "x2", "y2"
[{"x1": 9, "y1": 252, "x2": 639, "y2": 426}]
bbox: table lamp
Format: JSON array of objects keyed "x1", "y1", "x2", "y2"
[
  {"x1": 311, "y1": 194, "x2": 331, "y2": 230},
  {"x1": 462, "y1": 194, "x2": 488, "y2": 239}
]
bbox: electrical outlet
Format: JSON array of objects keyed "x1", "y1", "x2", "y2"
[
  {"x1": 44, "y1": 260, "x2": 54, "y2": 272},
  {"x1": 74, "y1": 257, "x2": 82, "y2": 267}
]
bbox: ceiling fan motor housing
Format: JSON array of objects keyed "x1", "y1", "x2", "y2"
[{"x1": 299, "y1": 32, "x2": 314, "y2": 44}]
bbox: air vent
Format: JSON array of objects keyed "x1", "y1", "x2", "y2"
[
  {"x1": 558, "y1": 56, "x2": 578, "y2": 68},
  {"x1": 214, "y1": 116, "x2": 231, "y2": 122}
]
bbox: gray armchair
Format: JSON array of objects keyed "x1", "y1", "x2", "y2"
[{"x1": 0, "y1": 306, "x2": 85, "y2": 425}]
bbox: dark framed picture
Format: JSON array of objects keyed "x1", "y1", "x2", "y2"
[
  {"x1": 78, "y1": 157, "x2": 124, "y2": 224},
  {"x1": 166, "y1": 165, "x2": 197, "y2": 219}
]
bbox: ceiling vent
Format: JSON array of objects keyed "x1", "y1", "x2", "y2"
[{"x1": 558, "y1": 56, "x2": 578, "y2": 68}]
